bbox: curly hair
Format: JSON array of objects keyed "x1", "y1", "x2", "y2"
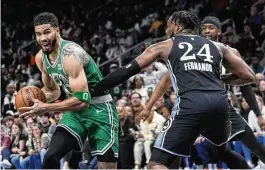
[
  {"x1": 170, "y1": 10, "x2": 202, "y2": 34},
  {"x1": 34, "y1": 12, "x2": 59, "y2": 27}
]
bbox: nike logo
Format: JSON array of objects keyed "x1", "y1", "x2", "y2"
[{"x1": 96, "y1": 110, "x2": 104, "y2": 113}]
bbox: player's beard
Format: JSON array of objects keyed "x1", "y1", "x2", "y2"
[{"x1": 41, "y1": 34, "x2": 57, "y2": 54}]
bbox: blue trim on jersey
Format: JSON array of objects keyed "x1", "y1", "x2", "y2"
[
  {"x1": 166, "y1": 60, "x2": 180, "y2": 117},
  {"x1": 153, "y1": 60, "x2": 182, "y2": 151}
]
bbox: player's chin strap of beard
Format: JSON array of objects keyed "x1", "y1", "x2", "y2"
[{"x1": 90, "y1": 60, "x2": 141, "y2": 96}]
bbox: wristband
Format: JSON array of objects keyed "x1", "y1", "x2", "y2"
[{"x1": 73, "y1": 91, "x2": 91, "y2": 104}]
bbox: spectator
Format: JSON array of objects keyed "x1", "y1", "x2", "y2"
[
  {"x1": 117, "y1": 106, "x2": 137, "y2": 169},
  {"x1": 39, "y1": 113, "x2": 56, "y2": 137},
  {"x1": 155, "y1": 97, "x2": 170, "y2": 119},
  {"x1": 130, "y1": 92, "x2": 144, "y2": 120},
  {"x1": 10, "y1": 122, "x2": 27, "y2": 169},
  {"x1": 2, "y1": 83, "x2": 16, "y2": 117},
  {"x1": 20, "y1": 123, "x2": 51, "y2": 169},
  {"x1": 131, "y1": 76, "x2": 149, "y2": 105},
  {"x1": 258, "y1": 80, "x2": 265, "y2": 102},
  {"x1": 133, "y1": 109, "x2": 166, "y2": 169},
  {"x1": 3, "y1": 116, "x2": 14, "y2": 136},
  {"x1": 0, "y1": 126, "x2": 12, "y2": 168}
]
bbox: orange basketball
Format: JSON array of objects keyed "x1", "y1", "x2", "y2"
[{"x1": 15, "y1": 86, "x2": 46, "y2": 110}]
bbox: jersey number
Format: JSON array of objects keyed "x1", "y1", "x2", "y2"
[{"x1": 179, "y1": 42, "x2": 213, "y2": 63}]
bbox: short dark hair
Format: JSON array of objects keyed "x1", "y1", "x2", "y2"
[
  {"x1": 34, "y1": 12, "x2": 59, "y2": 27},
  {"x1": 170, "y1": 11, "x2": 202, "y2": 34},
  {"x1": 130, "y1": 92, "x2": 142, "y2": 100}
]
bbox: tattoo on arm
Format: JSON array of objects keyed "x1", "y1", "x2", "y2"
[{"x1": 62, "y1": 44, "x2": 89, "y2": 66}]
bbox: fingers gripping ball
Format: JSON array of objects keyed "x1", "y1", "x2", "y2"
[{"x1": 15, "y1": 86, "x2": 46, "y2": 111}]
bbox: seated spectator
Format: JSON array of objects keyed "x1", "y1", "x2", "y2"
[
  {"x1": 10, "y1": 122, "x2": 27, "y2": 169},
  {"x1": 53, "y1": 112, "x2": 63, "y2": 125},
  {"x1": 155, "y1": 97, "x2": 170, "y2": 119},
  {"x1": 3, "y1": 116, "x2": 14, "y2": 136},
  {"x1": 258, "y1": 80, "x2": 265, "y2": 103},
  {"x1": 131, "y1": 76, "x2": 149, "y2": 105},
  {"x1": 2, "y1": 83, "x2": 16, "y2": 118},
  {"x1": 20, "y1": 123, "x2": 51, "y2": 169},
  {"x1": 0, "y1": 126, "x2": 12, "y2": 168},
  {"x1": 117, "y1": 106, "x2": 137, "y2": 169},
  {"x1": 133, "y1": 109, "x2": 166, "y2": 169},
  {"x1": 39, "y1": 113, "x2": 56, "y2": 137},
  {"x1": 130, "y1": 92, "x2": 144, "y2": 120}
]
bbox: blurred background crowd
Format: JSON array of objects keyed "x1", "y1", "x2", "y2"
[{"x1": 1, "y1": 0, "x2": 265, "y2": 169}]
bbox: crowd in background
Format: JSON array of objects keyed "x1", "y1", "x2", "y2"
[{"x1": 1, "y1": 0, "x2": 265, "y2": 169}]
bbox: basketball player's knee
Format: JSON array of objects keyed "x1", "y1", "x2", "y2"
[
  {"x1": 149, "y1": 148, "x2": 175, "y2": 168},
  {"x1": 43, "y1": 151, "x2": 61, "y2": 165},
  {"x1": 97, "y1": 149, "x2": 117, "y2": 163},
  {"x1": 210, "y1": 144, "x2": 229, "y2": 158}
]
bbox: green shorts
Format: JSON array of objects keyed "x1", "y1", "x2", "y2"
[{"x1": 58, "y1": 101, "x2": 119, "y2": 157}]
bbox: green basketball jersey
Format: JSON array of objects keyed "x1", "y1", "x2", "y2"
[{"x1": 42, "y1": 39, "x2": 104, "y2": 97}]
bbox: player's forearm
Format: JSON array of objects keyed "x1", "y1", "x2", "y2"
[
  {"x1": 41, "y1": 88, "x2": 61, "y2": 103},
  {"x1": 221, "y1": 73, "x2": 254, "y2": 86},
  {"x1": 146, "y1": 73, "x2": 171, "y2": 110},
  {"x1": 92, "y1": 60, "x2": 141, "y2": 95},
  {"x1": 240, "y1": 85, "x2": 261, "y2": 117},
  {"x1": 43, "y1": 97, "x2": 88, "y2": 112}
]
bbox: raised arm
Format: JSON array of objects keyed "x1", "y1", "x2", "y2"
[
  {"x1": 35, "y1": 52, "x2": 61, "y2": 102},
  {"x1": 92, "y1": 39, "x2": 172, "y2": 95}
]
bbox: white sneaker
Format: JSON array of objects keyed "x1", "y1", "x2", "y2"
[
  {"x1": 258, "y1": 160, "x2": 265, "y2": 169},
  {"x1": 0, "y1": 159, "x2": 12, "y2": 168},
  {"x1": 247, "y1": 161, "x2": 254, "y2": 168}
]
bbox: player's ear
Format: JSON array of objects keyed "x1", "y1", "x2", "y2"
[
  {"x1": 55, "y1": 27, "x2": 60, "y2": 34},
  {"x1": 217, "y1": 29, "x2": 221, "y2": 36},
  {"x1": 174, "y1": 25, "x2": 182, "y2": 34}
]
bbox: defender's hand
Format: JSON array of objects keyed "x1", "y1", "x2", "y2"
[{"x1": 136, "y1": 108, "x2": 151, "y2": 124}]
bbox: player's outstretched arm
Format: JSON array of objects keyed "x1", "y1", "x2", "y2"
[
  {"x1": 220, "y1": 44, "x2": 255, "y2": 85},
  {"x1": 136, "y1": 72, "x2": 171, "y2": 122},
  {"x1": 92, "y1": 40, "x2": 172, "y2": 95},
  {"x1": 35, "y1": 52, "x2": 61, "y2": 102}
]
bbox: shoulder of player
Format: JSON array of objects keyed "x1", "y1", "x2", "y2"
[
  {"x1": 61, "y1": 43, "x2": 89, "y2": 66},
  {"x1": 35, "y1": 50, "x2": 42, "y2": 60},
  {"x1": 35, "y1": 50, "x2": 44, "y2": 70},
  {"x1": 148, "y1": 38, "x2": 173, "y2": 59}
]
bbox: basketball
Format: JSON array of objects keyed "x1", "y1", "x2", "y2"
[{"x1": 15, "y1": 86, "x2": 46, "y2": 110}]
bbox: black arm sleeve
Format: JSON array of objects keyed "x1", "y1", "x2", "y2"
[
  {"x1": 240, "y1": 85, "x2": 261, "y2": 117},
  {"x1": 92, "y1": 60, "x2": 141, "y2": 95}
]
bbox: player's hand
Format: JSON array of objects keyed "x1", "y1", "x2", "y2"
[
  {"x1": 136, "y1": 108, "x2": 152, "y2": 124},
  {"x1": 258, "y1": 116, "x2": 265, "y2": 131},
  {"x1": 194, "y1": 136, "x2": 205, "y2": 144},
  {"x1": 19, "y1": 98, "x2": 47, "y2": 119}
]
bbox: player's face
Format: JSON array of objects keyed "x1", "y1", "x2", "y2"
[
  {"x1": 201, "y1": 24, "x2": 220, "y2": 41},
  {"x1": 166, "y1": 18, "x2": 175, "y2": 38},
  {"x1": 35, "y1": 24, "x2": 59, "y2": 54}
]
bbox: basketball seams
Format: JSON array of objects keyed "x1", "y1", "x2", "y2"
[
  {"x1": 28, "y1": 87, "x2": 37, "y2": 99},
  {"x1": 20, "y1": 89, "x2": 27, "y2": 108}
]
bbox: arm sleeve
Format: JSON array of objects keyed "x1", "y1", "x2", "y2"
[
  {"x1": 92, "y1": 60, "x2": 141, "y2": 95},
  {"x1": 240, "y1": 85, "x2": 261, "y2": 117}
]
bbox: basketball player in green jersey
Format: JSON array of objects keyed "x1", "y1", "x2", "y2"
[{"x1": 19, "y1": 12, "x2": 119, "y2": 169}]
